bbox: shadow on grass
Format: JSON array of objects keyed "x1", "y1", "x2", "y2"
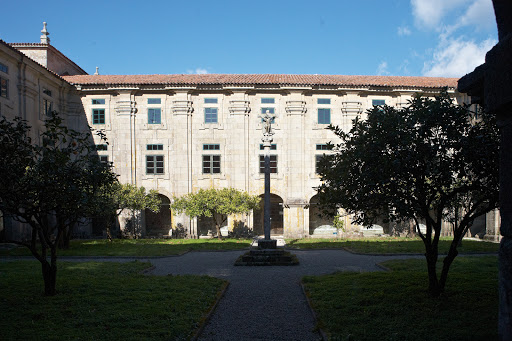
[{"x1": 0, "y1": 260, "x2": 226, "y2": 340}]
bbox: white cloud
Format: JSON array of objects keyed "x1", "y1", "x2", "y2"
[
  {"x1": 411, "y1": 0, "x2": 469, "y2": 30},
  {"x1": 456, "y1": 0, "x2": 496, "y2": 31},
  {"x1": 422, "y1": 37, "x2": 496, "y2": 77},
  {"x1": 377, "y1": 61, "x2": 390, "y2": 75},
  {"x1": 397, "y1": 26, "x2": 412, "y2": 36},
  {"x1": 187, "y1": 68, "x2": 208, "y2": 74}
]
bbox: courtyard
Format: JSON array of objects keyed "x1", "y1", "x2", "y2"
[{"x1": 0, "y1": 238, "x2": 499, "y2": 340}]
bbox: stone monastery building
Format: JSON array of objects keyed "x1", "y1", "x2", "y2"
[{"x1": 0, "y1": 24, "x2": 501, "y2": 240}]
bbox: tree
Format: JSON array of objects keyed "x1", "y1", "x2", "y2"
[
  {"x1": 94, "y1": 183, "x2": 161, "y2": 239},
  {"x1": 0, "y1": 112, "x2": 118, "y2": 295},
  {"x1": 171, "y1": 188, "x2": 260, "y2": 239},
  {"x1": 316, "y1": 90, "x2": 500, "y2": 296}
]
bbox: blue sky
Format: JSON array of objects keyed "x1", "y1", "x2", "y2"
[{"x1": 1, "y1": 0, "x2": 498, "y2": 77}]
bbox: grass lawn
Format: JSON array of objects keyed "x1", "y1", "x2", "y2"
[
  {"x1": 286, "y1": 237, "x2": 499, "y2": 254},
  {"x1": 0, "y1": 260, "x2": 227, "y2": 340},
  {"x1": 0, "y1": 238, "x2": 252, "y2": 257},
  {"x1": 303, "y1": 255, "x2": 498, "y2": 340}
]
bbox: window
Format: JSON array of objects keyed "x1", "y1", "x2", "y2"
[
  {"x1": 148, "y1": 98, "x2": 161, "y2": 105},
  {"x1": 204, "y1": 98, "x2": 218, "y2": 104},
  {"x1": 259, "y1": 144, "x2": 277, "y2": 150},
  {"x1": 0, "y1": 77, "x2": 8, "y2": 98},
  {"x1": 92, "y1": 109, "x2": 105, "y2": 124},
  {"x1": 147, "y1": 144, "x2": 164, "y2": 151},
  {"x1": 146, "y1": 155, "x2": 164, "y2": 174},
  {"x1": 372, "y1": 99, "x2": 385, "y2": 106},
  {"x1": 202, "y1": 155, "x2": 221, "y2": 174},
  {"x1": 317, "y1": 98, "x2": 331, "y2": 105},
  {"x1": 318, "y1": 108, "x2": 331, "y2": 124},
  {"x1": 43, "y1": 88, "x2": 52, "y2": 97},
  {"x1": 316, "y1": 144, "x2": 329, "y2": 150},
  {"x1": 148, "y1": 108, "x2": 161, "y2": 124},
  {"x1": 315, "y1": 155, "x2": 325, "y2": 174},
  {"x1": 261, "y1": 98, "x2": 275, "y2": 104},
  {"x1": 92, "y1": 99, "x2": 105, "y2": 105},
  {"x1": 96, "y1": 144, "x2": 108, "y2": 151},
  {"x1": 203, "y1": 144, "x2": 220, "y2": 150},
  {"x1": 43, "y1": 98, "x2": 53, "y2": 116},
  {"x1": 99, "y1": 155, "x2": 109, "y2": 163},
  {"x1": 259, "y1": 155, "x2": 278, "y2": 173},
  {"x1": 0, "y1": 62, "x2": 7, "y2": 74},
  {"x1": 205, "y1": 108, "x2": 218, "y2": 123}
]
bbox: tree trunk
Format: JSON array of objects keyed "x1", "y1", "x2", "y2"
[
  {"x1": 57, "y1": 226, "x2": 71, "y2": 249},
  {"x1": 426, "y1": 250, "x2": 442, "y2": 297},
  {"x1": 439, "y1": 240, "x2": 459, "y2": 293},
  {"x1": 41, "y1": 246, "x2": 58, "y2": 296},
  {"x1": 216, "y1": 223, "x2": 222, "y2": 240}
]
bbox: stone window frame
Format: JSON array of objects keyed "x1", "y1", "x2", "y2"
[
  {"x1": 147, "y1": 144, "x2": 164, "y2": 151},
  {"x1": 202, "y1": 155, "x2": 221, "y2": 174},
  {"x1": 92, "y1": 108, "x2": 106, "y2": 125},
  {"x1": 148, "y1": 108, "x2": 162, "y2": 124},
  {"x1": 0, "y1": 76, "x2": 7, "y2": 99},
  {"x1": 146, "y1": 155, "x2": 164, "y2": 175},
  {"x1": 317, "y1": 108, "x2": 331, "y2": 124},
  {"x1": 0, "y1": 61, "x2": 8, "y2": 74}
]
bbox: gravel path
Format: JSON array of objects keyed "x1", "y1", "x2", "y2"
[{"x1": 149, "y1": 249, "x2": 421, "y2": 341}]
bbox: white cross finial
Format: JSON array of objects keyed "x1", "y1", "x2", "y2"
[{"x1": 40, "y1": 22, "x2": 50, "y2": 44}]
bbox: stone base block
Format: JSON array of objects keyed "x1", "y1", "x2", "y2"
[
  {"x1": 258, "y1": 239, "x2": 277, "y2": 249},
  {"x1": 234, "y1": 249, "x2": 299, "y2": 266}
]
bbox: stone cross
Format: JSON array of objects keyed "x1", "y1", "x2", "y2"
[{"x1": 259, "y1": 110, "x2": 277, "y2": 249}]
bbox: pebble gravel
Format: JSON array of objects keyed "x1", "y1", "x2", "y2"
[{"x1": 148, "y1": 249, "x2": 420, "y2": 341}]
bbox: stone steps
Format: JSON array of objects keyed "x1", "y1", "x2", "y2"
[{"x1": 234, "y1": 249, "x2": 299, "y2": 266}]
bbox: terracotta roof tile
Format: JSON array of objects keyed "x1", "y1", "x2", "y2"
[
  {"x1": 62, "y1": 74, "x2": 459, "y2": 89},
  {"x1": 0, "y1": 39, "x2": 71, "y2": 84}
]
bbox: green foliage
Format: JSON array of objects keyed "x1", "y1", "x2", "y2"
[
  {"x1": 332, "y1": 214, "x2": 345, "y2": 231},
  {"x1": 0, "y1": 260, "x2": 227, "y2": 340},
  {"x1": 316, "y1": 90, "x2": 500, "y2": 295},
  {"x1": 0, "y1": 112, "x2": 118, "y2": 295},
  {"x1": 94, "y1": 183, "x2": 162, "y2": 238},
  {"x1": 171, "y1": 188, "x2": 260, "y2": 238},
  {"x1": 303, "y1": 256, "x2": 498, "y2": 340}
]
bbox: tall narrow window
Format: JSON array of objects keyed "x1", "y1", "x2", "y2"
[
  {"x1": 202, "y1": 155, "x2": 221, "y2": 174},
  {"x1": 146, "y1": 155, "x2": 164, "y2": 174},
  {"x1": 259, "y1": 155, "x2": 278, "y2": 173},
  {"x1": 43, "y1": 98, "x2": 53, "y2": 116},
  {"x1": 315, "y1": 155, "x2": 325, "y2": 174},
  {"x1": 318, "y1": 108, "x2": 331, "y2": 124},
  {"x1": 148, "y1": 108, "x2": 161, "y2": 124},
  {"x1": 0, "y1": 77, "x2": 8, "y2": 99},
  {"x1": 205, "y1": 108, "x2": 218, "y2": 123},
  {"x1": 92, "y1": 109, "x2": 105, "y2": 124}
]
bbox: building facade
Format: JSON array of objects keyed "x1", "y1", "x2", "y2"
[{"x1": 0, "y1": 24, "x2": 501, "y2": 240}]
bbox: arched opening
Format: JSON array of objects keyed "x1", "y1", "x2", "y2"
[
  {"x1": 253, "y1": 194, "x2": 284, "y2": 236},
  {"x1": 145, "y1": 194, "x2": 172, "y2": 236},
  {"x1": 309, "y1": 194, "x2": 335, "y2": 235}
]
